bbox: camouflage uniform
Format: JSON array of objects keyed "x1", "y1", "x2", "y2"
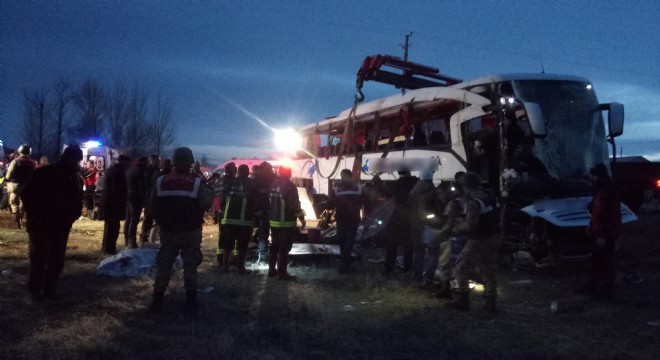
[
  {"x1": 154, "y1": 229, "x2": 203, "y2": 294},
  {"x1": 453, "y1": 188, "x2": 498, "y2": 298},
  {"x1": 6, "y1": 154, "x2": 36, "y2": 218}
]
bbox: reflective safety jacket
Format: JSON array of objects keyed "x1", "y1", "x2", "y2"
[
  {"x1": 150, "y1": 171, "x2": 211, "y2": 233},
  {"x1": 268, "y1": 177, "x2": 302, "y2": 228},
  {"x1": 221, "y1": 176, "x2": 257, "y2": 227}
]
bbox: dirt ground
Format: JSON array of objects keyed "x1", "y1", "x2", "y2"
[{"x1": 1, "y1": 209, "x2": 659, "y2": 360}]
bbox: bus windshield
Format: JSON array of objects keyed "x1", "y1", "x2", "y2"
[{"x1": 512, "y1": 80, "x2": 609, "y2": 181}]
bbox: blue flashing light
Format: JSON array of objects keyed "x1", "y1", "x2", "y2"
[{"x1": 84, "y1": 140, "x2": 102, "y2": 149}]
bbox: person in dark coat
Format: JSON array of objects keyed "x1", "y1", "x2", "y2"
[
  {"x1": 101, "y1": 155, "x2": 131, "y2": 254},
  {"x1": 383, "y1": 170, "x2": 419, "y2": 274},
  {"x1": 124, "y1": 156, "x2": 148, "y2": 248},
  {"x1": 577, "y1": 163, "x2": 622, "y2": 300},
  {"x1": 327, "y1": 169, "x2": 364, "y2": 273},
  {"x1": 21, "y1": 145, "x2": 83, "y2": 301}
]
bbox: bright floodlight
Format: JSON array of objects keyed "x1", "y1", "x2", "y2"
[{"x1": 274, "y1": 128, "x2": 302, "y2": 153}]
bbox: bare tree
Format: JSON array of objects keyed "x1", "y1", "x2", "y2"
[
  {"x1": 73, "y1": 78, "x2": 105, "y2": 141},
  {"x1": 124, "y1": 87, "x2": 150, "y2": 157},
  {"x1": 52, "y1": 77, "x2": 74, "y2": 156},
  {"x1": 150, "y1": 93, "x2": 177, "y2": 156},
  {"x1": 106, "y1": 82, "x2": 129, "y2": 150},
  {"x1": 20, "y1": 87, "x2": 51, "y2": 158}
]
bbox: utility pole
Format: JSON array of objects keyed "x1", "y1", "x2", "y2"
[
  {"x1": 399, "y1": 32, "x2": 413, "y2": 95},
  {"x1": 402, "y1": 32, "x2": 412, "y2": 62}
]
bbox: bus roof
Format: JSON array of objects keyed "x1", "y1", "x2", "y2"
[{"x1": 298, "y1": 73, "x2": 591, "y2": 133}]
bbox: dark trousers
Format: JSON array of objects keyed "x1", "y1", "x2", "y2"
[
  {"x1": 384, "y1": 225, "x2": 413, "y2": 272},
  {"x1": 270, "y1": 227, "x2": 294, "y2": 256},
  {"x1": 222, "y1": 224, "x2": 253, "y2": 251},
  {"x1": 84, "y1": 185, "x2": 96, "y2": 211},
  {"x1": 588, "y1": 237, "x2": 617, "y2": 296},
  {"x1": 413, "y1": 244, "x2": 441, "y2": 283},
  {"x1": 124, "y1": 201, "x2": 143, "y2": 241},
  {"x1": 102, "y1": 219, "x2": 121, "y2": 254},
  {"x1": 337, "y1": 219, "x2": 359, "y2": 270},
  {"x1": 28, "y1": 225, "x2": 72, "y2": 297}
]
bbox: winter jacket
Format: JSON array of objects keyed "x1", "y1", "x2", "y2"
[
  {"x1": 21, "y1": 162, "x2": 83, "y2": 230},
  {"x1": 102, "y1": 163, "x2": 128, "y2": 221},
  {"x1": 329, "y1": 179, "x2": 363, "y2": 223},
  {"x1": 150, "y1": 171, "x2": 211, "y2": 233},
  {"x1": 269, "y1": 177, "x2": 302, "y2": 228},
  {"x1": 221, "y1": 176, "x2": 258, "y2": 227}
]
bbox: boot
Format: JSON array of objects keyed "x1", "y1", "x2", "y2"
[
  {"x1": 431, "y1": 280, "x2": 453, "y2": 299},
  {"x1": 446, "y1": 291, "x2": 470, "y2": 311},
  {"x1": 186, "y1": 290, "x2": 197, "y2": 312},
  {"x1": 151, "y1": 291, "x2": 165, "y2": 313},
  {"x1": 15, "y1": 213, "x2": 22, "y2": 229},
  {"x1": 484, "y1": 296, "x2": 497, "y2": 315},
  {"x1": 277, "y1": 255, "x2": 296, "y2": 281},
  {"x1": 128, "y1": 237, "x2": 138, "y2": 249},
  {"x1": 222, "y1": 252, "x2": 231, "y2": 273},
  {"x1": 237, "y1": 250, "x2": 251, "y2": 274},
  {"x1": 267, "y1": 252, "x2": 278, "y2": 277}
]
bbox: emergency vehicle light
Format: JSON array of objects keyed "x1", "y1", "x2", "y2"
[
  {"x1": 656, "y1": 179, "x2": 660, "y2": 189},
  {"x1": 84, "y1": 140, "x2": 102, "y2": 149}
]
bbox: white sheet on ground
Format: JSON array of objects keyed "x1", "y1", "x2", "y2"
[{"x1": 95, "y1": 248, "x2": 182, "y2": 278}]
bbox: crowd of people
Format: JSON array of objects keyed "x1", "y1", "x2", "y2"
[{"x1": 1, "y1": 142, "x2": 625, "y2": 316}]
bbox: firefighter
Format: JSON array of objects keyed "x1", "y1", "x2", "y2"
[
  {"x1": 150, "y1": 147, "x2": 211, "y2": 312},
  {"x1": 327, "y1": 169, "x2": 364, "y2": 273},
  {"x1": 215, "y1": 162, "x2": 237, "y2": 267},
  {"x1": 21, "y1": 145, "x2": 83, "y2": 301},
  {"x1": 268, "y1": 165, "x2": 305, "y2": 280},
  {"x1": 220, "y1": 164, "x2": 258, "y2": 274},
  {"x1": 5, "y1": 144, "x2": 36, "y2": 228},
  {"x1": 576, "y1": 163, "x2": 622, "y2": 301},
  {"x1": 83, "y1": 160, "x2": 99, "y2": 219},
  {"x1": 447, "y1": 172, "x2": 498, "y2": 314},
  {"x1": 101, "y1": 155, "x2": 131, "y2": 254}
]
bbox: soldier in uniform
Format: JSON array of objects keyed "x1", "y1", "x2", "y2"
[
  {"x1": 5, "y1": 144, "x2": 36, "y2": 228},
  {"x1": 150, "y1": 147, "x2": 211, "y2": 312},
  {"x1": 447, "y1": 172, "x2": 498, "y2": 314}
]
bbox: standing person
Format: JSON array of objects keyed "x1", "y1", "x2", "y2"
[
  {"x1": 383, "y1": 170, "x2": 418, "y2": 274},
  {"x1": 150, "y1": 147, "x2": 211, "y2": 312},
  {"x1": 215, "y1": 162, "x2": 237, "y2": 267},
  {"x1": 124, "y1": 156, "x2": 148, "y2": 249},
  {"x1": 410, "y1": 170, "x2": 438, "y2": 286},
  {"x1": 361, "y1": 174, "x2": 390, "y2": 248},
  {"x1": 193, "y1": 161, "x2": 208, "y2": 184},
  {"x1": 432, "y1": 181, "x2": 466, "y2": 298},
  {"x1": 21, "y1": 145, "x2": 83, "y2": 301},
  {"x1": 268, "y1": 165, "x2": 305, "y2": 280},
  {"x1": 101, "y1": 155, "x2": 131, "y2": 255},
  {"x1": 220, "y1": 164, "x2": 258, "y2": 274},
  {"x1": 327, "y1": 169, "x2": 363, "y2": 273},
  {"x1": 447, "y1": 172, "x2": 498, "y2": 314},
  {"x1": 83, "y1": 160, "x2": 99, "y2": 219},
  {"x1": 255, "y1": 161, "x2": 276, "y2": 265},
  {"x1": 5, "y1": 144, "x2": 36, "y2": 229},
  {"x1": 140, "y1": 155, "x2": 161, "y2": 243},
  {"x1": 576, "y1": 163, "x2": 622, "y2": 301}
]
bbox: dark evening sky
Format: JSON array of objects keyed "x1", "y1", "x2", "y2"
[{"x1": 2, "y1": 0, "x2": 659, "y2": 163}]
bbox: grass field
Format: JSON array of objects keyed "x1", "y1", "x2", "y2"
[{"x1": 1, "y1": 210, "x2": 660, "y2": 360}]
